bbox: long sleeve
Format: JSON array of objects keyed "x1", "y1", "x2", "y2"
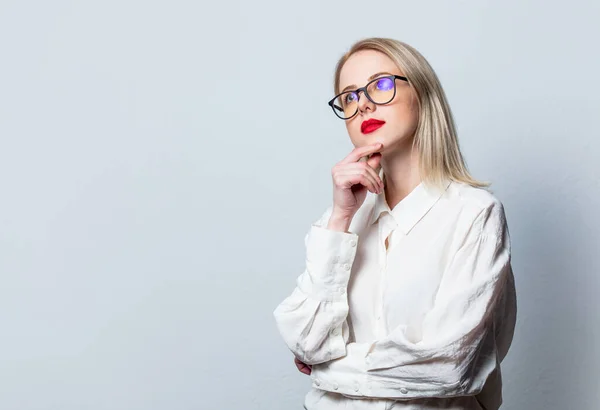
[
  {"x1": 273, "y1": 206, "x2": 359, "y2": 365},
  {"x1": 310, "y1": 200, "x2": 513, "y2": 399}
]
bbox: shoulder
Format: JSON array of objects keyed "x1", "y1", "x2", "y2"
[
  {"x1": 448, "y1": 181, "x2": 503, "y2": 211},
  {"x1": 447, "y1": 181, "x2": 508, "y2": 235}
]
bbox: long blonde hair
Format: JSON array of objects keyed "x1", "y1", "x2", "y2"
[{"x1": 333, "y1": 37, "x2": 491, "y2": 191}]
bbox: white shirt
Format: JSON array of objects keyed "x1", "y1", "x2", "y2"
[{"x1": 273, "y1": 172, "x2": 517, "y2": 410}]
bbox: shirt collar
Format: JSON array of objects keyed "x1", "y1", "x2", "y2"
[{"x1": 367, "y1": 168, "x2": 452, "y2": 235}]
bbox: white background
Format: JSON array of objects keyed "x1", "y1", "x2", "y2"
[{"x1": 0, "y1": 1, "x2": 598, "y2": 409}]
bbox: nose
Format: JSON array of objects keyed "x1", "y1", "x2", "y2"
[{"x1": 356, "y1": 89, "x2": 375, "y2": 114}]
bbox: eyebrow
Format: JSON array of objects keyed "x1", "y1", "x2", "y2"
[{"x1": 340, "y1": 72, "x2": 395, "y2": 93}]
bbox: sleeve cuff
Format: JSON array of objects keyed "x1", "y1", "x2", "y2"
[{"x1": 327, "y1": 321, "x2": 349, "y2": 360}]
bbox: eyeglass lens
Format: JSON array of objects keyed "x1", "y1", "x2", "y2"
[{"x1": 333, "y1": 77, "x2": 396, "y2": 119}]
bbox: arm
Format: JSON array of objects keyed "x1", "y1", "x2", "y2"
[
  {"x1": 311, "y1": 200, "x2": 513, "y2": 399},
  {"x1": 273, "y1": 206, "x2": 359, "y2": 365}
]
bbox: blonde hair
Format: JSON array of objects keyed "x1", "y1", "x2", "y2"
[{"x1": 333, "y1": 37, "x2": 491, "y2": 191}]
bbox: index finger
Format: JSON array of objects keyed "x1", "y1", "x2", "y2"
[{"x1": 341, "y1": 143, "x2": 383, "y2": 164}]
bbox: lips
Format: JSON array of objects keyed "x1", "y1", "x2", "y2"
[{"x1": 361, "y1": 119, "x2": 386, "y2": 134}]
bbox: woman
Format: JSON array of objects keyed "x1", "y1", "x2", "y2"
[{"x1": 273, "y1": 37, "x2": 517, "y2": 410}]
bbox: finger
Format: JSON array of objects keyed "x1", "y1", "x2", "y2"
[
  {"x1": 341, "y1": 143, "x2": 384, "y2": 164},
  {"x1": 295, "y1": 360, "x2": 311, "y2": 375},
  {"x1": 357, "y1": 158, "x2": 384, "y2": 188},
  {"x1": 335, "y1": 170, "x2": 379, "y2": 194},
  {"x1": 358, "y1": 152, "x2": 383, "y2": 175},
  {"x1": 366, "y1": 152, "x2": 383, "y2": 174},
  {"x1": 343, "y1": 162, "x2": 384, "y2": 191},
  {"x1": 335, "y1": 169, "x2": 381, "y2": 194}
]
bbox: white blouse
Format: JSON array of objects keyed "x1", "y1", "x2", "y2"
[{"x1": 273, "y1": 172, "x2": 517, "y2": 410}]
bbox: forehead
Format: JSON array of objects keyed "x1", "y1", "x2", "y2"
[{"x1": 339, "y1": 50, "x2": 401, "y2": 90}]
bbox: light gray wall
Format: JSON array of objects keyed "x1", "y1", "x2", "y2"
[{"x1": 0, "y1": 1, "x2": 598, "y2": 409}]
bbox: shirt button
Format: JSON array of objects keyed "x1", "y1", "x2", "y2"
[
  {"x1": 349, "y1": 239, "x2": 357, "y2": 247},
  {"x1": 400, "y1": 387, "x2": 408, "y2": 394},
  {"x1": 354, "y1": 383, "x2": 360, "y2": 392},
  {"x1": 343, "y1": 263, "x2": 350, "y2": 270},
  {"x1": 315, "y1": 379, "x2": 321, "y2": 386},
  {"x1": 339, "y1": 288, "x2": 346, "y2": 295},
  {"x1": 333, "y1": 382, "x2": 339, "y2": 390},
  {"x1": 332, "y1": 328, "x2": 340, "y2": 336}
]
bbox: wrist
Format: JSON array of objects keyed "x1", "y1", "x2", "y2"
[{"x1": 327, "y1": 211, "x2": 353, "y2": 232}]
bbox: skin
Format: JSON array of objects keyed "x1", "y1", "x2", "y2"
[
  {"x1": 293, "y1": 50, "x2": 424, "y2": 376},
  {"x1": 338, "y1": 49, "x2": 422, "y2": 211}
]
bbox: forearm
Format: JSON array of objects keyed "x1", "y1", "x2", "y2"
[
  {"x1": 274, "y1": 218, "x2": 359, "y2": 364},
  {"x1": 326, "y1": 210, "x2": 353, "y2": 233}
]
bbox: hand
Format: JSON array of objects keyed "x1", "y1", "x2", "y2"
[
  {"x1": 331, "y1": 143, "x2": 384, "y2": 221},
  {"x1": 294, "y1": 356, "x2": 312, "y2": 375}
]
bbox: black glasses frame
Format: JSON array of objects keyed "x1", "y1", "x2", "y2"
[{"x1": 327, "y1": 74, "x2": 409, "y2": 120}]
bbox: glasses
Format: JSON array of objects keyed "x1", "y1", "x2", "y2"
[{"x1": 327, "y1": 74, "x2": 409, "y2": 120}]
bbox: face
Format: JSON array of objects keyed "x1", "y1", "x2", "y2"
[{"x1": 337, "y1": 49, "x2": 419, "y2": 155}]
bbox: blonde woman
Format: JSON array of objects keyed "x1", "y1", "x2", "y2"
[{"x1": 273, "y1": 37, "x2": 517, "y2": 410}]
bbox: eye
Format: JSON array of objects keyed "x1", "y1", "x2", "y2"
[
  {"x1": 375, "y1": 77, "x2": 394, "y2": 91},
  {"x1": 344, "y1": 92, "x2": 358, "y2": 105}
]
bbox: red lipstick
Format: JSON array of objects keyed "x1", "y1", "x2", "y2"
[{"x1": 361, "y1": 118, "x2": 386, "y2": 134}]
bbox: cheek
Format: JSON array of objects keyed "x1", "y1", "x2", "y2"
[
  {"x1": 347, "y1": 118, "x2": 362, "y2": 135},
  {"x1": 409, "y1": 93, "x2": 420, "y2": 119},
  {"x1": 384, "y1": 101, "x2": 419, "y2": 137},
  {"x1": 345, "y1": 122, "x2": 360, "y2": 144},
  {"x1": 397, "y1": 95, "x2": 419, "y2": 125},
  {"x1": 389, "y1": 102, "x2": 416, "y2": 126},
  {"x1": 408, "y1": 101, "x2": 419, "y2": 124}
]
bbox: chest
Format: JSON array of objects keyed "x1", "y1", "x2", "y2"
[{"x1": 346, "y1": 219, "x2": 458, "y2": 329}]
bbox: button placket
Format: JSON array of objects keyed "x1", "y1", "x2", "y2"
[{"x1": 375, "y1": 215, "x2": 395, "y2": 338}]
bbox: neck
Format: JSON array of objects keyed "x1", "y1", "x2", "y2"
[{"x1": 381, "y1": 140, "x2": 421, "y2": 211}]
